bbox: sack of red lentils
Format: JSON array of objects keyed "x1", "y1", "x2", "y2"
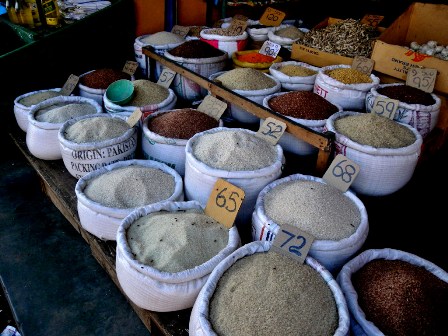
[
  {"x1": 252, "y1": 173, "x2": 369, "y2": 274},
  {"x1": 115, "y1": 200, "x2": 241, "y2": 312},
  {"x1": 314, "y1": 64, "x2": 380, "y2": 110},
  {"x1": 365, "y1": 83, "x2": 442, "y2": 139},
  {"x1": 190, "y1": 241, "x2": 351, "y2": 336},
  {"x1": 337, "y1": 248, "x2": 448, "y2": 336}
]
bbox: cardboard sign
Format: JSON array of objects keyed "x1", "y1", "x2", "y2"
[
  {"x1": 271, "y1": 223, "x2": 315, "y2": 264},
  {"x1": 406, "y1": 67, "x2": 437, "y2": 93},
  {"x1": 60, "y1": 74, "x2": 79, "y2": 96},
  {"x1": 197, "y1": 95, "x2": 227, "y2": 121},
  {"x1": 226, "y1": 19, "x2": 248, "y2": 36},
  {"x1": 171, "y1": 25, "x2": 190, "y2": 38},
  {"x1": 360, "y1": 14, "x2": 384, "y2": 27},
  {"x1": 204, "y1": 179, "x2": 245, "y2": 229},
  {"x1": 123, "y1": 61, "x2": 138, "y2": 76},
  {"x1": 371, "y1": 96, "x2": 399, "y2": 119},
  {"x1": 256, "y1": 117, "x2": 286, "y2": 145},
  {"x1": 259, "y1": 40, "x2": 281, "y2": 58},
  {"x1": 126, "y1": 108, "x2": 142, "y2": 128},
  {"x1": 352, "y1": 56, "x2": 375, "y2": 75},
  {"x1": 157, "y1": 67, "x2": 176, "y2": 88},
  {"x1": 259, "y1": 7, "x2": 286, "y2": 27},
  {"x1": 322, "y1": 154, "x2": 360, "y2": 193}
]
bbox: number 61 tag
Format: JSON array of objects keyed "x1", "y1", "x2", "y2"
[
  {"x1": 322, "y1": 154, "x2": 360, "y2": 193},
  {"x1": 205, "y1": 179, "x2": 245, "y2": 229},
  {"x1": 271, "y1": 224, "x2": 315, "y2": 264}
]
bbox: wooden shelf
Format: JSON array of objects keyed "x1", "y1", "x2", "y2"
[{"x1": 142, "y1": 46, "x2": 335, "y2": 176}]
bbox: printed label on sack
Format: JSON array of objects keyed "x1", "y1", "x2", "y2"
[
  {"x1": 157, "y1": 67, "x2": 176, "y2": 88},
  {"x1": 360, "y1": 14, "x2": 384, "y2": 28},
  {"x1": 197, "y1": 95, "x2": 227, "y2": 120},
  {"x1": 322, "y1": 154, "x2": 360, "y2": 192},
  {"x1": 226, "y1": 19, "x2": 248, "y2": 36},
  {"x1": 171, "y1": 25, "x2": 190, "y2": 38},
  {"x1": 259, "y1": 40, "x2": 281, "y2": 58},
  {"x1": 205, "y1": 179, "x2": 245, "y2": 229},
  {"x1": 352, "y1": 56, "x2": 374, "y2": 75},
  {"x1": 126, "y1": 108, "x2": 142, "y2": 127},
  {"x1": 259, "y1": 7, "x2": 286, "y2": 27},
  {"x1": 60, "y1": 74, "x2": 79, "y2": 96},
  {"x1": 122, "y1": 61, "x2": 138, "y2": 76},
  {"x1": 271, "y1": 223, "x2": 315, "y2": 264},
  {"x1": 256, "y1": 117, "x2": 286, "y2": 145},
  {"x1": 371, "y1": 96, "x2": 399, "y2": 119},
  {"x1": 406, "y1": 67, "x2": 437, "y2": 93}
]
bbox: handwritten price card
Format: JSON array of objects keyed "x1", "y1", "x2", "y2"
[
  {"x1": 360, "y1": 14, "x2": 384, "y2": 28},
  {"x1": 60, "y1": 74, "x2": 79, "y2": 96},
  {"x1": 256, "y1": 117, "x2": 286, "y2": 145},
  {"x1": 157, "y1": 67, "x2": 176, "y2": 88},
  {"x1": 226, "y1": 19, "x2": 247, "y2": 36},
  {"x1": 322, "y1": 154, "x2": 360, "y2": 193},
  {"x1": 197, "y1": 95, "x2": 227, "y2": 121},
  {"x1": 352, "y1": 56, "x2": 374, "y2": 75},
  {"x1": 123, "y1": 61, "x2": 138, "y2": 76},
  {"x1": 259, "y1": 40, "x2": 281, "y2": 58},
  {"x1": 371, "y1": 96, "x2": 399, "y2": 119},
  {"x1": 406, "y1": 67, "x2": 437, "y2": 93},
  {"x1": 259, "y1": 7, "x2": 285, "y2": 27},
  {"x1": 171, "y1": 25, "x2": 190, "y2": 38},
  {"x1": 205, "y1": 179, "x2": 245, "y2": 229},
  {"x1": 271, "y1": 224, "x2": 315, "y2": 264}
]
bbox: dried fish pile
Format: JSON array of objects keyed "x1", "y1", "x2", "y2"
[{"x1": 300, "y1": 19, "x2": 379, "y2": 57}]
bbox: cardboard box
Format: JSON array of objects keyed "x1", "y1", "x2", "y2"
[{"x1": 370, "y1": 2, "x2": 448, "y2": 94}]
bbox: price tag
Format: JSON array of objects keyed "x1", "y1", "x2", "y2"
[
  {"x1": 256, "y1": 117, "x2": 286, "y2": 145},
  {"x1": 406, "y1": 67, "x2": 437, "y2": 93},
  {"x1": 126, "y1": 108, "x2": 142, "y2": 128},
  {"x1": 197, "y1": 95, "x2": 227, "y2": 121},
  {"x1": 122, "y1": 61, "x2": 138, "y2": 76},
  {"x1": 322, "y1": 154, "x2": 360, "y2": 193},
  {"x1": 171, "y1": 25, "x2": 190, "y2": 38},
  {"x1": 204, "y1": 179, "x2": 245, "y2": 229},
  {"x1": 60, "y1": 74, "x2": 79, "y2": 96},
  {"x1": 352, "y1": 56, "x2": 375, "y2": 75},
  {"x1": 259, "y1": 7, "x2": 286, "y2": 27},
  {"x1": 271, "y1": 224, "x2": 315, "y2": 264},
  {"x1": 259, "y1": 40, "x2": 281, "y2": 58},
  {"x1": 360, "y1": 14, "x2": 384, "y2": 28},
  {"x1": 157, "y1": 67, "x2": 176, "y2": 88},
  {"x1": 226, "y1": 19, "x2": 248, "y2": 36},
  {"x1": 371, "y1": 96, "x2": 399, "y2": 119}
]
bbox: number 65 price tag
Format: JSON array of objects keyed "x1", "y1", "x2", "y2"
[
  {"x1": 271, "y1": 224, "x2": 315, "y2": 264},
  {"x1": 322, "y1": 154, "x2": 360, "y2": 193},
  {"x1": 205, "y1": 179, "x2": 245, "y2": 229}
]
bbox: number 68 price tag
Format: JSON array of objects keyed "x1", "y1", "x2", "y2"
[
  {"x1": 205, "y1": 179, "x2": 245, "y2": 229},
  {"x1": 271, "y1": 224, "x2": 315, "y2": 264},
  {"x1": 322, "y1": 154, "x2": 360, "y2": 193}
]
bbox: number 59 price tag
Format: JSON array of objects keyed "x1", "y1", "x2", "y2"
[
  {"x1": 271, "y1": 224, "x2": 315, "y2": 264},
  {"x1": 371, "y1": 96, "x2": 399, "y2": 120},
  {"x1": 322, "y1": 154, "x2": 360, "y2": 193},
  {"x1": 205, "y1": 179, "x2": 245, "y2": 229}
]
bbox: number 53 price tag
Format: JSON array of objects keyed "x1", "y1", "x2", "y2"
[
  {"x1": 205, "y1": 179, "x2": 245, "y2": 229},
  {"x1": 271, "y1": 224, "x2": 315, "y2": 264},
  {"x1": 322, "y1": 154, "x2": 360, "y2": 193}
]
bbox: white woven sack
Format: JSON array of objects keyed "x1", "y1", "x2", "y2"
[
  {"x1": 26, "y1": 96, "x2": 103, "y2": 160},
  {"x1": 365, "y1": 83, "x2": 441, "y2": 139},
  {"x1": 267, "y1": 26, "x2": 308, "y2": 49},
  {"x1": 200, "y1": 28, "x2": 248, "y2": 59},
  {"x1": 58, "y1": 114, "x2": 138, "y2": 179},
  {"x1": 251, "y1": 173, "x2": 369, "y2": 273},
  {"x1": 314, "y1": 64, "x2": 380, "y2": 110},
  {"x1": 103, "y1": 87, "x2": 177, "y2": 125},
  {"x1": 209, "y1": 71, "x2": 282, "y2": 124},
  {"x1": 337, "y1": 248, "x2": 448, "y2": 336},
  {"x1": 141, "y1": 109, "x2": 223, "y2": 176},
  {"x1": 269, "y1": 61, "x2": 320, "y2": 91},
  {"x1": 163, "y1": 50, "x2": 228, "y2": 102},
  {"x1": 262, "y1": 92, "x2": 342, "y2": 156},
  {"x1": 75, "y1": 159, "x2": 184, "y2": 241},
  {"x1": 325, "y1": 111, "x2": 423, "y2": 196},
  {"x1": 189, "y1": 240, "x2": 350, "y2": 336},
  {"x1": 115, "y1": 200, "x2": 241, "y2": 312},
  {"x1": 184, "y1": 127, "x2": 284, "y2": 229},
  {"x1": 14, "y1": 88, "x2": 61, "y2": 132},
  {"x1": 134, "y1": 34, "x2": 184, "y2": 80}
]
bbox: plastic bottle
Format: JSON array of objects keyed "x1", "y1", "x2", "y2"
[{"x1": 40, "y1": 0, "x2": 61, "y2": 28}]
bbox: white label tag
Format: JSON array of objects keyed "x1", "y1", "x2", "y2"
[
  {"x1": 271, "y1": 224, "x2": 315, "y2": 264},
  {"x1": 60, "y1": 74, "x2": 79, "y2": 96},
  {"x1": 197, "y1": 95, "x2": 227, "y2": 121},
  {"x1": 171, "y1": 25, "x2": 190, "y2": 38},
  {"x1": 406, "y1": 67, "x2": 437, "y2": 93},
  {"x1": 371, "y1": 96, "x2": 399, "y2": 119},
  {"x1": 322, "y1": 154, "x2": 360, "y2": 193},
  {"x1": 256, "y1": 117, "x2": 286, "y2": 145},
  {"x1": 352, "y1": 56, "x2": 374, "y2": 75},
  {"x1": 226, "y1": 19, "x2": 247, "y2": 36},
  {"x1": 126, "y1": 108, "x2": 142, "y2": 128},
  {"x1": 157, "y1": 67, "x2": 176, "y2": 88},
  {"x1": 259, "y1": 40, "x2": 281, "y2": 58}
]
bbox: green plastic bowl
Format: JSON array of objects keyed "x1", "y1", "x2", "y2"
[{"x1": 106, "y1": 79, "x2": 134, "y2": 105}]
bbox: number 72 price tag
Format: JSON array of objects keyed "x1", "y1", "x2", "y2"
[
  {"x1": 322, "y1": 154, "x2": 360, "y2": 193},
  {"x1": 205, "y1": 179, "x2": 245, "y2": 229},
  {"x1": 271, "y1": 224, "x2": 315, "y2": 264}
]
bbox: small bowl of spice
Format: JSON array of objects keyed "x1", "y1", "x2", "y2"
[
  {"x1": 232, "y1": 49, "x2": 282, "y2": 72},
  {"x1": 105, "y1": 79, "x2": 134, "y2": 106}
]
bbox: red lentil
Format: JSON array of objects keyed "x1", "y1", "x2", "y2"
[
  {"x1": 80, "y1": 68, "x2": 130, "y2": 89},
  {"x1": 168, "y1": 40, "x2": 225, "y2": 58},
  {"x1": 377, "y1": 85, "x2": 436, "y2": 106}
]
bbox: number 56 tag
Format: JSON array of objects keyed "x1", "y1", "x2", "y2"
[
  {"x1": 205, "y1": 179, "x2": 245, "y2": 228},
  {"x1": 322, "y1": 154, "x2": 360, "y2": 193},
  {"x1": 271, "y1": 224, "x2": 315, "y2": 264}
]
